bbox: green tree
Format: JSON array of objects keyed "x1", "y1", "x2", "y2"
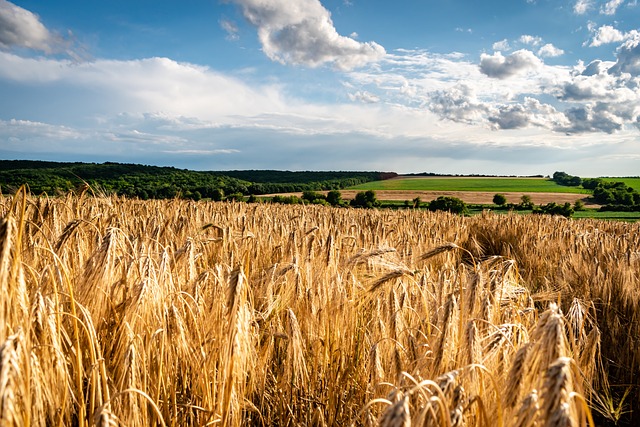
[
  {"x1": 412, "y1": 197, "x2": 422, "y2": 208},
  {"x1": 350, "y1": 190, "x2": 380, "y2": 208},
  {"x1": 427, "y1": 196, "x2": 468, "y2": 215},
  {"x1": 326, "y1": 190, "x2": 343, "y2": 206},
  {"x1": 493, "y1": 193, "x2": 507, "y2": 206},
  {"x1": 519, "y1": 195, "x2": 534, "y2": 210}
]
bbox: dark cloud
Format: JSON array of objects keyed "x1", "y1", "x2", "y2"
[{"x1": 608, "y1": 35, "x2": 640, "y2": 75}]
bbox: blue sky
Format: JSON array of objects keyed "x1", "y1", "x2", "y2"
[{"x1": 1, "y1": 0, "x2": 640, "y2": 176}]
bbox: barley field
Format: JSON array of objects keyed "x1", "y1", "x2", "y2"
[{"x1": 0, "y1": 188, "x2": 639, "y2": 426}]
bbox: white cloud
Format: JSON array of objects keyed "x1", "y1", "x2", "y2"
[
  {"x1": 492, "y1": 39, "x2": 510, "y2": 51},
  {"x1": 538, "y1": 43, "x2": 564, "y2": 57},
  {"x1": 573, "y1": 0, "x2": 593, "y2": 14},
  {"x1": 589, "y1": 25, "x2": 626, "y2": 47},
  {"x1": 0, "y1": 0, "x2": 58, "y2": 52},
  {"x1": 428, "y1": 84, "x2": 489, "y2": 125},
  {"x1": 600, "y1": 0, "x2": 625, "y2": 15},
  {"x1": 479, "y1": 50, "x2": 542, "y2": 79},
  {"x1": 230, "y1": 0, "x2": 385, "y2": 70},
  {"x1": 519, "y1": 35, "x2": 543, "y2": 46}
]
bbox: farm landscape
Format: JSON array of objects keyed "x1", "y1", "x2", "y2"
[
  {"x1": 4, "y1": 0, "x2": 640, "y2": 426},
  {"x1": 1, "y1": 163, "x2": 639, "y2": 426}
]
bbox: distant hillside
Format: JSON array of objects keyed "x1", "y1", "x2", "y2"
[{"x1": 0, "y1": 160, "x2": 391, "y2": 200}]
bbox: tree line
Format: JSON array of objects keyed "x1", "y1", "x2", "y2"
[
  {"x1": 0, "y1": 161, "x2": 391, "y2": 200},
  {"x1": 552, "y1": 171, "x2": 640, "y2": 211}
]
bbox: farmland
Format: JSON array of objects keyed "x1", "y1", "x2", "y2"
[
  {"x1": 349, "y1": 176, "x2": 590, "y2": 193},
  {"x1": 1, "y1": 190, "x2": 639, "y2": 426}
]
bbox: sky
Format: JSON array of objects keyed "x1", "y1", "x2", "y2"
[{"x1": 1, "y1": 0, "x2": 640, "y2": 176}]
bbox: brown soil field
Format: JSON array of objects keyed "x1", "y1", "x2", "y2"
[{"x1": 264, "y1": 190, "x2": 600, "y2": 207}]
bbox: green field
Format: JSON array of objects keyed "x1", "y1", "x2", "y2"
[
  {"x1": 601, "y1": 177, "x2": 640, "y2": 191},
  {"x1": 349, "y1": 177, "x2": 590, "y2": 193}
]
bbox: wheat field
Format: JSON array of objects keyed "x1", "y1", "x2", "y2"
[{"x1": 0, "y1": 188, "x2": 638, "y2": 426}]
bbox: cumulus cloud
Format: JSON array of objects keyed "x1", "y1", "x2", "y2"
[
  {"x1": 0, "y1": 0, "x2": 58, "y2": 52},
  {"x1": 562, "y1": 104, "x2": 624, "y2": 133},
  {"x1": 230, "y1": 0, "x2": 385, "y2": 70},
  {"x1": 428, "y1": 84, "x2": 489, "y2": 125},
  {"x1": 608, "y1": 34, "x2": 640, "y2": 75},
  {"x1": 589, "y1": 25, "x2": 626, "y2": 47},
  {"x1": 488, "y1": 98, "x2": 568, "y2": 130},
  {"x1": 479, "y1": 49, "x2": 542, "y2": 79},
  {"x1": 600, "y1": 0, "x2": 624, "y2": 15},
  {"x1": 538, "y1": 43, "x2": 564, "y2": 57}
]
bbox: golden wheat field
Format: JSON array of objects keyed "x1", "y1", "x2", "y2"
[{"x1": 0, "y1": 188, "x2": 639, "y2": 426}]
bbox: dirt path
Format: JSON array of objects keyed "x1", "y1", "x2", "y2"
[{"x1": 263, "y1": 190, "x2": 599, "y2": 207}]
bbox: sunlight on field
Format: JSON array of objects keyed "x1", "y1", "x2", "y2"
[
  {"x1": 349, "y1": 177, "x2": 590, "y2": 193},
  {"x1": 0, "y1": 190, "x2": 638, "y2": 426}
]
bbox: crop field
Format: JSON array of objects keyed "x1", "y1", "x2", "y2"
[
  {"x1": 601, "y1": 177, "x2": 640, "y2": 191},
  {"x1": 1, "y1": 189, "x2": 639, "y2": 426},
  {"x1": 349, "y1": 177, "x2": 590, "y2": 193}
]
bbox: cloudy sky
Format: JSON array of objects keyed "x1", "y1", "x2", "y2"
[{"x1": 1, "y1": 0, "x2": 640, "y2": 176}]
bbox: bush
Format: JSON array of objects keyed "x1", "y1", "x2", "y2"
[
  {"x1": 350, "y1": 190, "x2": 381, "y2": 208},
  {"x1": 493, "y1": 194, "x2": 507, "y2": 206},
  {"x1": 534, "y1": 202, "x2": 574, "y2": 218},
  {"x1": 427, "y1": 196, "x2": 468, "y2": 215},
  {"x1": 518, "y1": 195, "x2": 534, "y2": 210},
  {"x1": 326, "y1": 190, "x2": 343, "y2": 206}
]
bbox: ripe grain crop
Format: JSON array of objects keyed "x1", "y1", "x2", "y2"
[{"x1": 0, "y1": 188, "x2": 638, "y2": 426}]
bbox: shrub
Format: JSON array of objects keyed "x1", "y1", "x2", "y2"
[
  {"x1": 326, "y1": 190, "x2": 343, "y2": 206},
  {"x1": 427, "y1": 196, "x2": 468, "y2": 214},
  {"x1": 493, "y1": 193, "x2": 507, "y2": 206},
  {"x1": 350, "y1": 190, "x2": 381, "y2": 208}
]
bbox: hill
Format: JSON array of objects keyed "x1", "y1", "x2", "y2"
[{"x1": 0, "y1": 160, "x2": 390, "y2": 199}]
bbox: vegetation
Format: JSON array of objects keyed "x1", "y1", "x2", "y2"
[
  {"x1": 534, "y1": 202, "x2": 575, "y2": 218},
  {"x1": 0, "y1": 160, "x2": 390, "y2": 199},
  {"x1": 553, "y1": 170, "x2": 640, "y2": 211},
  {"x1": 1, "y1": 190, "x2": 639, "y2": 426},
  {"x1": 552, "y1": 171, "x2": 582, "y2": 187},
  {"x1": 427, "y1": 195, "x2": 469, "y2": 215},
  {"x1": 493, "y1": 193, "x2": 507, "y2": 206},
  {"x1": 350, "y1": 190, "x2": 381, "y2": 208},
  {"x1": 0, "y1": 192, "x2": 640, "y2": 426},
  {"x1": 349, "y1": 176, "x2": 589, "y2": 193}
]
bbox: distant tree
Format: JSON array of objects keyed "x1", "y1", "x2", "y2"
[
  {"x1": 350, "y1": 190, "x2": 381, "y2": 208},
  {"x1": 534, "y1": 202, "x2": 574, "y2": 218},
  {"x1": 326, "y1": 190, "x2": 343, "y2": 206},
  {"x1": 493, "y1": 193, "x2": 507, "y2": 206},
  {"x1": 574, "y1": 199, "x2": 585, "y2": 211},
  {"x1": 412, "y1": 197, "x2": 422, "y2": 208},
  {"x1": 302, "y1": 190, "x2": 325, "y2": 203},
  {"x1": 427, "y1": 196, "x2": 468, "y2": 215},
  {"x1": 211, "y1": 188, "x2": 224, "y2": 202},
  {"x1": 519, "y1": 195, "x2": 534, "y2": 210},
  {"x1": 581, "y1": 178, "x2": 603, "y2": 190},
  {"x1": 225, "y1": 192, "x2": 244, "y2": 202}
]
